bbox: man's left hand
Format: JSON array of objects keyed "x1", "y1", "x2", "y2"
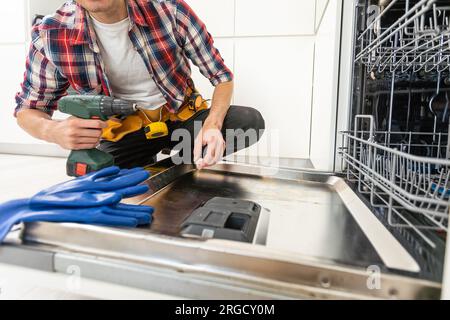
[{"x1": 193, "y1": 121, "x2": 225, "y2": 170}]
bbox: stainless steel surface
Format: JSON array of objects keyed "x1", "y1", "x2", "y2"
[
  {"x1": 135, "y1": 166, "x2": 396, "y2": 269},
  {"x1": 19, "y1": 161, "x2": 439, "y2": 299},
  {"x1": 53, "y1": 252, "x2": 307, "y2": 299},
  {"x1": 253, "y1": 207, "x2": 270, "y2": 245},
  {"x1": 223, "y1": 156, "x2": 315, "y2": 170},
  {"x1": 23, "y1": 221, "x2": 439, "y2": 300},
  {"x1": 0, "y1": 245, "x2": 54, "y2": 272},
  {"x1": 340, "y1": 115, "x2": 449, "y2": 247}
]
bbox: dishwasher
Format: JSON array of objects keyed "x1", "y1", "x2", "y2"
[
  {"x1": 339, "y1": 0, "x2": 450, "y2": 296},
  {"x1": 0, "y1": 0, "x2": 448, "y2": 300}
]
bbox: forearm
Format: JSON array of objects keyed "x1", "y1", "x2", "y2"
[
  {"x1": 16, "y1": 109, "x2": 57, "y2": 143},
  {"x1": 205, "y1": 80, "x2": 234, "y2": 129}
]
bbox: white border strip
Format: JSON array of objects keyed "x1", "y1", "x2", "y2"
[{"x1": 332, "y1": 178, "x2": 421, "y2": 273}]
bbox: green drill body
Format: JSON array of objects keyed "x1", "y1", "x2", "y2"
[{"x1": 58, "y1": 95, "x2": 138, "y2": 177}]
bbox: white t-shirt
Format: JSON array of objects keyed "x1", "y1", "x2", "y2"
[{"x1": 91, "y1": 16, "x2": 167, "y2": 110}]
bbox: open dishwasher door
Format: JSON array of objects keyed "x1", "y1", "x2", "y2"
[{"x1": 3, "y1": 159, "x2": 438, "y2": 300}]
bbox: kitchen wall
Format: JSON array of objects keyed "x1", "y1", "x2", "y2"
[
  {"x1": 0, "y1": 1, "x2": 33, "y2": 148},
  {"x1": 189, "y1": 0, "x2": 320, "y2": 161},
  {"x1": 0, "y1": 0, "x2": 338, "y2": 168},
  {"x1": 0, "y1": 0, "x2": 65, "y2": 156}
]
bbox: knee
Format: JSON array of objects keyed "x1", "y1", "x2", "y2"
[{"x1": 240, "y1": 107, "x2": 265, "y2": 136}]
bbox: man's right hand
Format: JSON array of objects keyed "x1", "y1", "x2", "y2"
[
  {"x1": 16, "y1": 109, "x2": 108, "y2": 151},
  {"x1": 46, "y1": 116, "x2": 108, "y2": 150}
]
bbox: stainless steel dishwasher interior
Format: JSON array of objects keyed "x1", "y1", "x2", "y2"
[
  {"x1": 21, "y1": 161, "x2": 440, "y2": 299},
  {"x1": 135, "y1": 164, "x2": 408, "y2": 271},
  {"x1": 339, "y1": 0, "x2": 450, "y2": 287}
]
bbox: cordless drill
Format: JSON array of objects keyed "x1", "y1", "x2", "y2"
[{"x1": 58, "y1": 95, "x2": 138, "y2": 177}]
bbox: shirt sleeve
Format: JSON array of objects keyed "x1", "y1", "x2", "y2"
[
  {"x1": 14, "y1": 27, "x2": 69, "y2": 117},
  {"x1": 174, "y1": 0, "x2": 234, "y2": 86}
]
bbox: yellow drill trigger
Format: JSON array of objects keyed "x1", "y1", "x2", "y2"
[{"x1": 144, "y1": 121, "x2": 169, "y2": 140}]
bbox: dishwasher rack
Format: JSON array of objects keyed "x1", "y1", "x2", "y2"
[
  {"x1": 356, "y1": 0, "x2": 450, "y2": 74},
  {"x1": 340, "y1": 115, "x2": 449, "y2": 248},
  {"x1": 341, "y1": 0, "x2": 450, "y2": 252}
]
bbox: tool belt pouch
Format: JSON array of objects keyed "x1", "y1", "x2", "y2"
[
  {"x1": 173, "y1": 85, "x2": 209, "y2": 121},
  {"x1": 101, "y1": 84, "x2": 208, "y2": 142}
]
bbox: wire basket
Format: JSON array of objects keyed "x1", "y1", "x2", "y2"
[
  {"x1": 356, "y1": 0, "x2": 450, "y2": 74},
  {"x1": 340, "y1": 115, "x2": 449, "y2": 247}
]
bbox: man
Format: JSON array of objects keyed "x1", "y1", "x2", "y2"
[{"x1": 15, "y1": 0, "x2": 264, "y2": 169}]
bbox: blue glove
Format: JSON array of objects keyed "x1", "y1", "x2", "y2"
[
  {"x1": 30, "y1": 166, "x2": 150, "y2": 208},
  {"x1": 0, "y1": 198, "x2": 153, "y2": 243}
]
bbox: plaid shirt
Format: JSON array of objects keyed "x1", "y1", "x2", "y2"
[{"x1": 15, "y1": 0, "x2": 233, "y2": 115}]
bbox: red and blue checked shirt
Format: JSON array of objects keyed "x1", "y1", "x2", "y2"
[{"x1": 14, "y1": 0, "x2": 233, "y2": 116}]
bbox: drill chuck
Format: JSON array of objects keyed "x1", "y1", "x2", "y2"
[{"x1": 99, "y1": 96, "x2": 138, "y2": 117}]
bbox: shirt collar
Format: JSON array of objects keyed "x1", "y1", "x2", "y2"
[{"x1": 69, "y1": 0, "x2": 149, "y2": 48}]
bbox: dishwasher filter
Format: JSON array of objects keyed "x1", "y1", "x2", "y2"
[{"x1": 180, "y1": 197, "x2": 262, "y2": 243}]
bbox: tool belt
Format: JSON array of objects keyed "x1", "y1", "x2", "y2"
[{"x1": 101, "y1": 83, "x2": 208, "y2": 142}]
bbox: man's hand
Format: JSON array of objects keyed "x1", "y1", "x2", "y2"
[
  {"x1": 193, "y1": 122, "x2": 225, "y2": 170},
  {"x1": 16, "y1": 109, "x2": 108, "y2": 151},
  {"x1": 46, "y1": 116, "x2": 107, "y2": 150},
  {"x1": 192, "y1": 81, "x2": 233, "y2": 169}
]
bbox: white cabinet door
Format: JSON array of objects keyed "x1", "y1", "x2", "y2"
[
  {"x1": 233, "y1": 37, "x2": 315, "y2": 159},
  {"x1": 235, "y1": 0, "x2": 315, "y2": 36}
]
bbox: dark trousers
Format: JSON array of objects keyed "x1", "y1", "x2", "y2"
[{"x1": 98, "y1": 105, "x2": 265, "y2": 168}]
